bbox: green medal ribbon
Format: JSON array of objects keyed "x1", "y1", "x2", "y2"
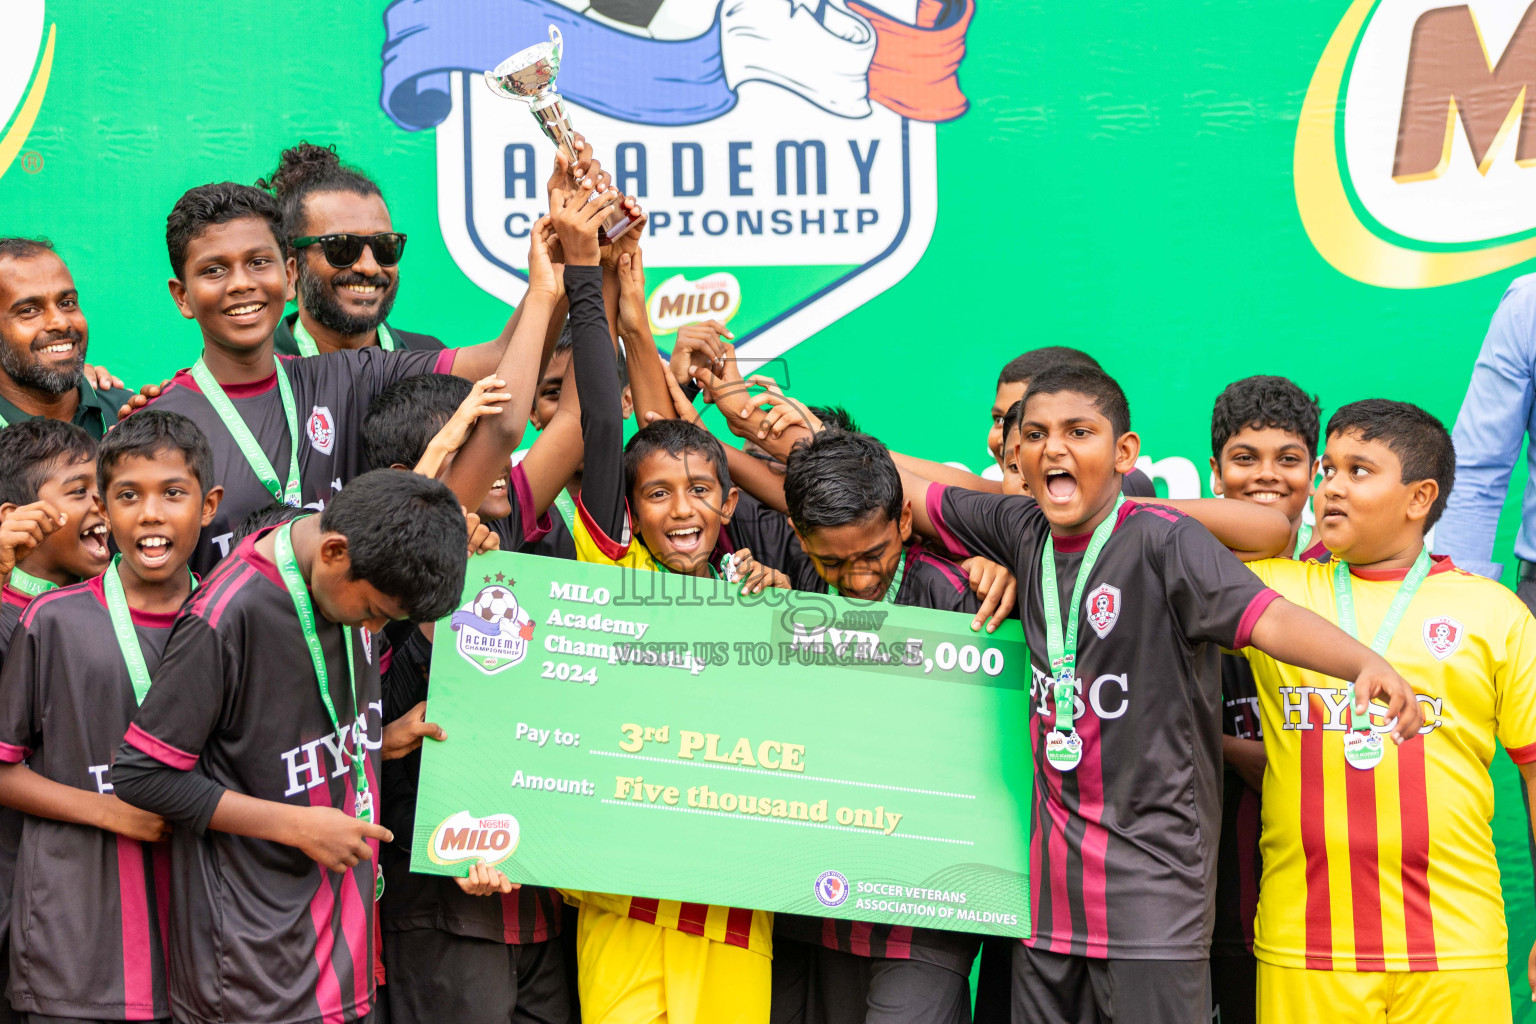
[
  {"x1": 7, "y1": 568, "x2": 58, "y2": 597},
  {"x1": 102, "y1": 555, "x2": 196, "y2": 706},
  {"x1": 655, "y1": 556, "x2": 722, "y2": 580},
  {"x1": 1041, "y1": 495, "x2": 1125, "y2": 739},
  {"x1": 191, "y1": 358, "x2": 302, "y2": 507},
  {"x1": 1332, "y1": 546, "x2": 1432, "y2": 736},
  {"x1": 292, "y1": 319, "x2": 396, "y2": 357},
  {"x1": 1293, "y1": 522, "x2": 1314, "y2": 560},
  {"x1": 833, "y1": 548, "x2": 908, "y2": 604},
  {"x1": 273, "y1": 524, "x2": 370, "y2": 822}
]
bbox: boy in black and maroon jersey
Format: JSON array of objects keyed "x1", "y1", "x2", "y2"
[
  {"x1": 900, "y1": 365, "x2": 1424, "y2": 1024},
  {"x1": 1205, "y1": 375, "x2": 1324, "y2": 1024},
  {"x1": 0, "y1": 411, "x2": 221, "y2": 1024},
  {"x1": 0, "y1": 421, "x2": 111, "y2": 661},
  {"x1": 0, "y1": 420, "x2": 112, "y2": 1024},
  {"x1": 137, "y1": 180, "x2": 569, "y2": 575},
  {"x1": 111, "y1": 470, "x2": 468, "y2": 1024},
  {"x1": 358, "y1": 251, "x2": 601, "y2": 1022},
  {"x1": 766, "y1": 429, "x2": 982, "y2": 1024}
]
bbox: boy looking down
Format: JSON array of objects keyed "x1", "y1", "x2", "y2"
[
  {"x1": 901, "y1": 365, "x2": 1421, "y2": 1024},
  {"x1": 111, "y1": 470, "x2": 469, "y2": 1024},
  {"x1": 768, "y1": 428, "x2": 983, "y2": 1024},
  {"x1": 1239, "y1": 401, "x2": 1536, "y2": 1024},
  {"x1": 0, "y1": 411, "x2": 220, "y2": 1022}
]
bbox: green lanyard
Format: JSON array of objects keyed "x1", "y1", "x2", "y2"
[
  {"x1": 833, "y1": 548, "x2": 907, "y2": 603},
  {"x1": 1040, "y1": 495, "x2": 1124, "y2": 769},
  {"x1": 656, "y1": 557, "x2": 721, "y2": 580},
  {"x1": 1293, "y1": 522, "x2": 1313, "y2": 559},
  {"x1": 102, "y1": 555, "x2": 196, "y2": 706},
  {"x1": 1332, "y1": 546, "x2": 1431, "y2": 737},
  {"x1": 292, "y1": 318, "x2": 397, "y2": 357},
  {"x1": 191, "y1": 358, "x2": 302, "y2": 507},
  {"x1": 273, "y1": 524, "x2": 370, "y2": 820},
  {"x1": 7, "y1": 568, "x2": 57, "y2": 598}
]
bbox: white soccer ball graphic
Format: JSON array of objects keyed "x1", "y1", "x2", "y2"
[
  {"x1": 555, "y1": 0, "x2": 720, "y2": 41},
  {"x1": 472, "y1": 586, "x2": 522, "y2": 637}
]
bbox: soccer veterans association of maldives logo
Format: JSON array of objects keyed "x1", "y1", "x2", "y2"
[
  {"x1": 452, "y1": 579, "x2": 537, "y2": 674},
  {"x1": 379, "y1": 0, "x2": 973, "y2": 361},
  {"x1": 814, "y1": 868, "x2": 850, "y2": 907}
]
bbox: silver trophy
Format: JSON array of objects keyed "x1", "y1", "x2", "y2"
[{"x1": 485, "y1": 26, "x2": 637, "y2": 245}]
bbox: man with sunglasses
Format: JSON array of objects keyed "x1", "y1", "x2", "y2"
[{"x1": 261, "y1": 143, "x2": 441, "y2": 358}]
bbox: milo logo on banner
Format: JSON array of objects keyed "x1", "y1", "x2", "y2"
[
  {"x1": 452, "y1": 582, "x2": 537, "y2": 674},
  {"x1": 1297, "y1": 0, "x2": 1536, "y2": 287},
  {"x1": 378, "y1": 0, "x2": 973, "y2": 360},
  {"x1": 0, "y1": 1, "x2": 54, "y2": 182}
]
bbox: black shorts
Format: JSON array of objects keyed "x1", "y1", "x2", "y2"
[
  {"x1": 1209, "y1": 953, "x2": 1256, "y2": 1024},
  {"x1": 770, "y1": 938, "x2": 971, "y2": 1024},
  {"x1": 1011, "y1": 944, "x2": 1209, "y2": 1024},
  {"x1": 383, "y1": 927, "x2": 572, "y2": 1024}
]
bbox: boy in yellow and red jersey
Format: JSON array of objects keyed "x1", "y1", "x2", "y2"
[
  {"x1": 547, "y1": 166, "x2": 787, "y2": 1023},
  {"x1": 1240, "y1": 399, "x2": 1536, "y2": 1023}
]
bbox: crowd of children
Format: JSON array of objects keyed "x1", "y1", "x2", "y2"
[{"x1": 0, "y1": 136, "x2": 1530, "y2": 1024}]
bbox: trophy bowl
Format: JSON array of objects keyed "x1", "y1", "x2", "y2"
[{"x1": 483, "y1": 25, "x2": 638, "y2": 245}]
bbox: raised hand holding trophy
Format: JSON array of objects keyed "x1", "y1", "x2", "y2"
[{"x1": 485, "y1": 26, "x2": 638, "y2": 245}]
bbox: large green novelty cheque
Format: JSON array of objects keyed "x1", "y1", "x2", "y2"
[{"x1": 411, "y1": 552, "x2": 1032, "y2": 938}]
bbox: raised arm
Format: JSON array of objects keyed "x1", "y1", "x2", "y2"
[
  {"x1": 1142, "y1": 497, "x2": 1290, "y2": 560},
  {"x1": 613, "y1": 241, "x2": 674, "y2": 427},
  {"x1": 439, "y1": 218, "x2": 561, "y2": 510},
  {"x1": 556, "y1": 186, "x2": 629, "y2": 543},
  {"x1": 891, "y1": 452, "x2": 1004, "y2": 493}
]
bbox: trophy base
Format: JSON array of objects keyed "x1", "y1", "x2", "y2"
[{"x1": 599, "y1": 211, "x2": 638, "y2": 246}]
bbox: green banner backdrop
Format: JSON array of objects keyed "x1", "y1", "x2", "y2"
[{"x1": 4, "y1": 0, "x2": 1535, "y2": 1011}]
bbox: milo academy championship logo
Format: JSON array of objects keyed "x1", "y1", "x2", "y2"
[
  {"x1": 1297, "y1": 0, "x2": 1536, "y2": 287},
  {"x1": 452, "y1": 575, "x2": 537, "y2": 674},
  {"x1": 379, "y1": 0, "x2": 974, "y2": 362}
]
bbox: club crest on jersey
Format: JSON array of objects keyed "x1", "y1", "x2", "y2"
[
  {"x1": 1085, "y1": 583, "x2": 1121, "y2": 639},
  {"x1": 378, "y1": 0, "x2": 973, "y2": 364},
  {"x1": 452, "y1": 583, "x2": 536, "y2": 674},
  {"x1": 814, "y1": 869, "x2": 849, "y2": 908},
  {"x1": 1422, "y1": 615, "x2": 1463, "y2": 660},
  {"x1": 306, "y1": 406, "x2": 335, "y2": 455},
  {"x1": 428, "y1": 810, "x2": 520, "y2": 867},
  {"x1": 360, "y1": 626, "x2": 374, "y2": 664}
]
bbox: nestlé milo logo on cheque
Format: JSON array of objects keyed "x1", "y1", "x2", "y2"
[{"x1": 428, "y1": 810, "x2": 521, "y2": 867}]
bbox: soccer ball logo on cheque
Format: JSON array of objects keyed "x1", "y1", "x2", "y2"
[
  {"x1": 378, "y1": 0, "x2": 974, "y2": 361},
  {"x1": 452, "y1": 583, "x2": 536, "y2": 674}
]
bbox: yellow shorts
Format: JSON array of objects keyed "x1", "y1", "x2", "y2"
[
  {"x1": 1256, "y1": 961, "x2": 1510, "y2": 1024},
  {"x1": 575, "y1": 903, "x2": 771, "y2": 1024}
]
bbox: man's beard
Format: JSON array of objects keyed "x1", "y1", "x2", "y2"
[
  {"x1": 0, "y1": 332, "x2": 85, "y2": 395},
  {"x1": 298, "y1": 261, "x2": 398, "y2": 337}
]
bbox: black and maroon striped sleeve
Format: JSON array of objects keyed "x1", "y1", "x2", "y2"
[
  {"x1": 1156, "y1": 511, "x2": 1278, "y2": 649},
  {"x1": 114, "y1": 613, "x2": 235, "y2": 832}
]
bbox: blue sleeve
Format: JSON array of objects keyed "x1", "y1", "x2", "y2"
[{"x1": 1435, "y1": 277, "x2": 1536, "y2": 581}]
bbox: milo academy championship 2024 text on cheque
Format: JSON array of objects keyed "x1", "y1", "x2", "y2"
[{"x1": 411, "y1": 553, "x2": 1031, "y2": 936}]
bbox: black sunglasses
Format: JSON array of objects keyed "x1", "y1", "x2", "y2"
[{"x1": 289, "y1": 232, "x2": 408, "y2": 268}]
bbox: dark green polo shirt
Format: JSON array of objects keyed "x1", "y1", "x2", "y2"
[{"x1": 0, "y1": 379, "x2": 130, "y2": 439}]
